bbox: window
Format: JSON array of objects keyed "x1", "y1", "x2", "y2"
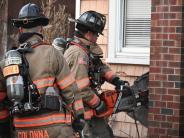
[{"x1": 108, "y1": 0, "x2": 151, "y2": 65}]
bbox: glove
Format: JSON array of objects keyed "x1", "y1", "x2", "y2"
[
  {"x1": 112, "y1": 77, "x2": 131, "y2": 96},
  {"x1": 112, "y1": 77, "x2": 125, "y2": 89},
  {"x1": 95, "y1": 100, "x2": 107, "y2": 115},
  {"x1": 72, "y1": 114, "x2": 85, "y2": 132}
]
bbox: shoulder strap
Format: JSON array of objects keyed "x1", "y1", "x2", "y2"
[{"x1": 69, "y1": 41, "x2": 89, "y2": 55}]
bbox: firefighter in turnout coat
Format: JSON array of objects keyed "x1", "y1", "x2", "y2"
[
  {"x1": 1, "y1": 3, "x2": 84, "y2": 138},
  {"x1": 64, "y1": 11, "x2": 128, "y2": 138}
]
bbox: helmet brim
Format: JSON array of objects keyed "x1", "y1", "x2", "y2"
[{"x1": 12, "y1": 17, "x2": 49, "y2": 28}]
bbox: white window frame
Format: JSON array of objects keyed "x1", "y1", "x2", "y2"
[
  {"x1": 107, "y1": 0, "x2": 150, "y2": 65},
  {"x1": 75, "y1": 0, "x2": 81, "y2": 19}
]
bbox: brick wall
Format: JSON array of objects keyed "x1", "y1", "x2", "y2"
[{"x1": 149, "y1": 0, "x2": 184, "y2": 137}]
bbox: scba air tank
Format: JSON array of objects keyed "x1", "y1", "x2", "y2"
[{"x1": 3, "y1": 50, "x2": 24, "y2": 105}]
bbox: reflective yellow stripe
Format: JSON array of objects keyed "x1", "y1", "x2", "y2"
[
  {"x1": 0, "y1": 109, "x2": 9, "y2": 119},
  {"x1": 33, "y1": 77, "x2": 55, "y2": 88},
  {"x1": 76, "y1": 77, "x2": 90, "y2": 90},
  {"x1": 104, "y1": 71, "x2": 114, "y2": 81},
  {"x1": 74, "y1": 99, "x2": 84, "y2": 111},
  {"x1": 57, "y1": 74, "x2": 75, "y2": 89},
  {"x1": 87, "y1": 94, "x2": 100, "y2": 107},
  {"x1": 14, "y1": 113, "x2": 72, "y2": 128}
]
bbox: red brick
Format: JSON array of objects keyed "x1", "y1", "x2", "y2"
[
  {"x1": 155, "y1": 88, "x2": 167, "y2": 94},
  {"x1": 150, "y1": 94, "x2": 162, "y2": 100},
  {"x1": 149, "y1": 81, "x2": 162, "y2": 87},
  {"x1": 156, "y1": 34, "x2": 168, "y2": 39},
  {"x1": 157, "y1": 19, "x2": 169, "y2": 26},
  {"x1": 151, "y1": 33, "x2": 157, "y2": 39},
  {"x1": 151, "y1": 40, "x2": 163, "y2": 46},
  {"x1": 169, "y1": 48, "x2": 181, "y2": 54},
  {"x1": 173, "y1": 96, "x2": 180, "y2": 103},
  {"x1": 155, "y1": 61, "x2": 168, "y2": 67},
  {"x1": 149, "y1": 120, "x2": 160, "y2": 127},
  {"x1": 167, "y1": 102, "x2": 180, "y2": 108},
  {"x1": 152, "y1": 0, "x2": 161, "y2": 6},
  {"x1": 162, "y1": 95, "x2": 174, "y2": 101},
  {"x1": 176, "y1": 12, "x2": 182, "y2": 19},
  {"x1": 163, "y1": 82, "x2": 174, "y2": 88},
  {"x1": 169, "y1": 0, "x2": 177, "y2": 5},
  {"x1": 155, "y1": 74, "x2": 167, "y2": 81},
  {"x1": 163, "y1": 27, "x2": 175, "y2": 33},
  {"x1": 169, "y1": 34, "x2": 182, "y2": 40},
  {"x1": 162, "y1": 68, "x2": 174, "y2": 74},
  {"x1": 161, "y1": 122, "x2": 172, "y2": 128},
  {"x1": 152, "y1": 27, "x2": 163, "y2": 33},
  {"x1": 149, "y1": 107, "x2": 161, "y2": 114},
  {"x1": 163, "y1": 54, "x2": 181, "y2": 61},
  {"x1": 175, "y1": 69, "x2": 181, "y2": 75},
  {"x1": 159, "y1": 128, "x2": 166, "y2": 134},
  {"x1": 150, "y1": 54, "x2": 162, "y2": 60},
  {"x1": 168, "y1": 89, "x2": 180, "y2": 95},
  {"x1": 167, "y1": 116, "x2": 180, "y2": 122},
  {"x1": 164, "y1": 0, "x2": 169, "y2": 5},
  {"x1": 173, "y1": 123, "x2": 179, "y2": 129},
  {"x1": 176, "y1": 0, "x2": 183, "y2": 5},
  {"x1": 163, "y1": 40, "x2": 175, "y2": 46},
  {"x1": 155, "y1": 101, "x2": 167, "y2": 108},
  {"x1": 149, "y1": 74, "x2": 155, "y2": 80},
  {"x1": 170, "y1": 6, "x2": 182, "y2": 12},
  {"x1": 169, "y1": 62, "x2": 181, "y2": 68},
  {"x1": 173, "y1": 109, "x2": 180, "y2": 116},
  {"x1": 163, "y1": 13, "x2": 176, "y2": 19},
  {"x1": 152, "y1": 13, "x2": 162, "y2": 20},
  {"x1": 156, "y1": 6, "x2": 169, "y2": 12},
  {"x1": 150, "y1": 67, "x2": 161, "y2": 73},
  {"x1": 149, "y1": 87, "x2": 155, "y2": 93}
]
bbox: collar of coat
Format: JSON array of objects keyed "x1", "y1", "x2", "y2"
[{"x1": 73, "y1": 37, "x2": 104, "y2": 56}]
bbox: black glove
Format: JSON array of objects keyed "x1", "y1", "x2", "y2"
[
  {"x1": 112, "y1": 77, "x2": 125, "y2": 89},
  {"x1": 72, "y1": 114, "x2": 85, "y2": 132},
  {"x1": 95, "y1": 100, "x2": 107, "y2": 115},
  {"x1": 112, "y1": 77, "x2": 131, "y2": 96}
]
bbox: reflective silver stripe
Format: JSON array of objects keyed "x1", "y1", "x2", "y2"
[
  {"x1": 57, "y1": 74, "x2": 75, "y2": 89},
  {"x1": 33, "y1": 77, "x2": 55, "y2": 88},
  {"x1": 76, "y1": 78, "x2": 90, "y2": 90}
]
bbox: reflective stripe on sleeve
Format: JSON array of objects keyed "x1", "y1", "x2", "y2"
[
  {"x1": 76, "y1": 78, "x2": 90, "y2": 90},
  {"x1": 104, "y1": 71, "x2": 115, "y2": 81},
  {"x1": 14, "y1": 113, "x2": 72, "y2": 128},
  {"x1": 33, "y1": 77, "x2": 55, "y2": 89},
  {"x1": 73, "y1": 99, "x2": 84, "y2": 111},
  {"x1": 0, "y1": 92, "x2": 6, "y2": 101},
  {"x1": 57, "y1": 74, "x2": 75, "y2": 90},
  {"x1": 84, "y1": 109, "x2": 94, "y2": 120},
  {"x1": 86, "y1": 94, "x2": 100, "y2": 107},
  {"x1": 0, "y1": 109, "x2": 9, "y2": 119}
]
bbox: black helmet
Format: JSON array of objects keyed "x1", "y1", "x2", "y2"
[
  {"x1": 12, "y1": 3, "x2": 49, "y2": 28},
  {"x1": 75, "y1": 11, "x2": 106, "y2": 35},
  {"x1": 52, "y1": 37, "x2": 67, "y2": 51}
]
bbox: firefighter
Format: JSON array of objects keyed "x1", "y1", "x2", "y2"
[
  {"x1": 1, "y1": 3, "x2": 85, "y2": 138},
  {"x1": 64, "y1": 11, "x2": 130, "y2": 138}
]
